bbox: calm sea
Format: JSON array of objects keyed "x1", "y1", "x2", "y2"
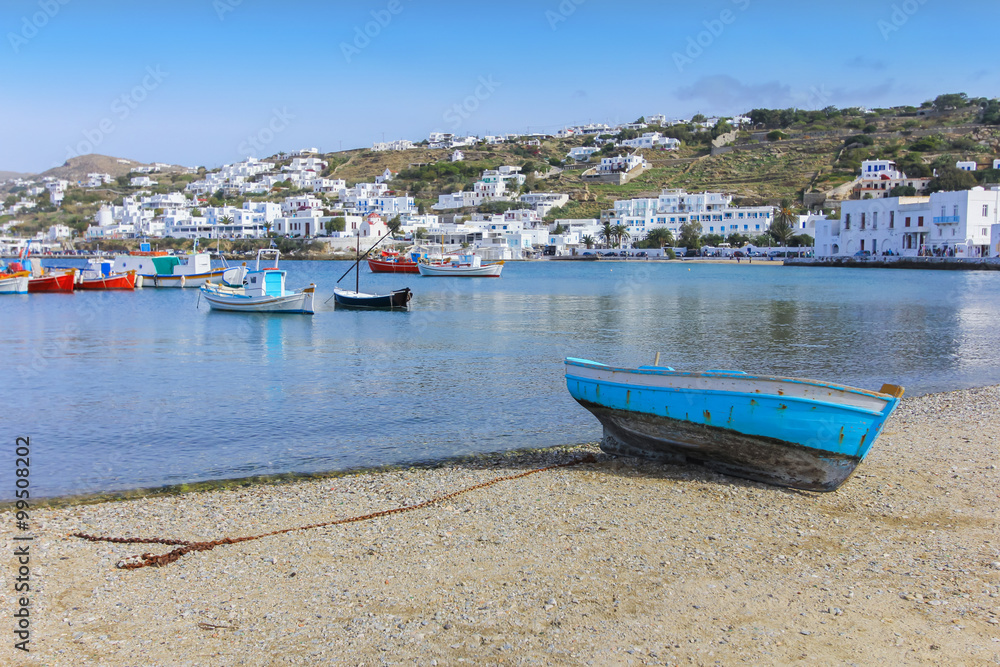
[{"x1": 5, "y1": 259, "x2": 1000, "y2": 499}]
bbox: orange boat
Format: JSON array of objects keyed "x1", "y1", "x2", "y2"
[
  {"x1": 28, "y1": 268, "x2": 76, "y2": 293},
  {"x1": 77, "y1": 270, "x2": 138, "y2": 290}
]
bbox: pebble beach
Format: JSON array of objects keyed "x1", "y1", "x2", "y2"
[{"x1": 4, "y1": 386, "x2": 999, "y2": 666}]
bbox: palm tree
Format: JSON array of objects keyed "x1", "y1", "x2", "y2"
[
  {"x1": 645, "y1": 227, "x2": 673, "y2": 249},
  {"x1": 582, "y1": 234, "x2": 595, "y2": 249},
  {"x1": 613, "y1": 223, "x2": 631, "y2": 249},
  {"x1": 769, "y1": 199, "x2": 796, "y2": 247},
  {"x1": 599, "y1": 221, "x2": 615, "y2": 249}
]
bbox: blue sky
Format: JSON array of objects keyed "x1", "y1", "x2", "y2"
[{"x1": 1, "y1": 0, "x2": 998, "y2": 173}]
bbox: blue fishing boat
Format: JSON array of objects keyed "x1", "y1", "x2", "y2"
[{"x1": 564, "y1": 357, "x2": 904, "y2": 492}]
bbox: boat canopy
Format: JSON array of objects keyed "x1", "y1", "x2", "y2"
[{"x1": 151, "y1": 255, "x2": 181, "y2": 274}]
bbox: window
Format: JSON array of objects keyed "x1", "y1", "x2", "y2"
[
  {"x1": 873, "y1": 211, "x2": 878, "y2": 230},
  {"x1": 984, "y1": 205, "x2": 990, "y2": 217},
  {"x1": 889, "y1": 211, "x2": 895, "y2": 229},
  {"x1": 861, "y1": 212, "x2": 866, "y2": 230},
  {"x1": 918, "y1": 216, "x2": 924, "y2": 226},
  {"x1": 845, "y1": 213, "x2": 851, "y2": 230}
]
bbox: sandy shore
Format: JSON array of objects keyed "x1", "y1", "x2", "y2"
[{"x1": 4, "y1": 386, "x2": 999, "y2": 665}]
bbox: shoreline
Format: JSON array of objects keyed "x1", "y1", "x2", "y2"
[{"x1": 3, "y1": 385, "x2": 999, "y2": 664}]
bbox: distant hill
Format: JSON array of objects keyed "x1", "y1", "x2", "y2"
[
  {"x1": 37, "y1": 154, "x2": 183, "y2": 183},
  {"x1": 0, "y1": 170, "x2": 32, "y2": 181}
]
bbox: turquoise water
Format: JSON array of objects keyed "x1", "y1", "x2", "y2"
[{"x1": 4, "y1": 259, "x2": 1000, "y2": 498}]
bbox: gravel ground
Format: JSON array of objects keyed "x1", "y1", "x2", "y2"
[{"x1": 3, "y1": 386, "x2": 999, "y2": 666}]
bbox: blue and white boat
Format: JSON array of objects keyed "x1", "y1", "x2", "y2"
[
  {"x1": 200, "y1": 250, "x2": 315, "y2": 314},
  {"x1": 564, "y1": 357, "x2": 904, "y2": 492}
]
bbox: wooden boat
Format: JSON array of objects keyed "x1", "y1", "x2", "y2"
[
  {"x1": 333, "y1": 233, "x2": 413, "y2": 310},
  {"x1": 0, "y1": 274, "x2": 29, "y2": 294},
  {"x1": 417, "y1": 254, "x2": 503, "y2": 277},
  {"x1": 28, "y1": 268, "x2": 76, "y2": 293},
  {"x1": 77, "y1": 270, "x2": 138, "y2": 291},
  {"x1": 564, "y1": 357, "x2": 904, "y2": 492},
  {"x1": 112, "y1": 251, "x2": 241, "y2": 288},
  {"x1": 333, "y1": 287, "x2": 412, "y2": 310},
  {"x1": 368, "y1": 250, "x2": 421, "y2": 274},
  {"x1": 200, "y1": 250, "x2": 315, "y2": 314}
]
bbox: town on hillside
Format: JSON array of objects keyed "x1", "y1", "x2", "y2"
[{"x1": 3, "y1": 93, "x2": 1000, "y2": 260}]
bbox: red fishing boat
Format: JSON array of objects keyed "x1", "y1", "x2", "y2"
[
  {"x1": 367, "y1": 250, "x2": 421, "y2": 274},
  {"x1": 28, "y1": 268, "x2": 76, "y2": 293},
  {"x1": 77, "y1": 269, "x2": 138, "y2": 290}
]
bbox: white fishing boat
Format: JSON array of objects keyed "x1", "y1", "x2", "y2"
[
  {"x1": 200, "y1": 250, "x2": 315, "y2": 314},
  {"x1": 417, "y1": 254, "x2": 504, "y2": 277},
  {"x1": 0, "y1": 273, "x2": 29, "y2": 294}
]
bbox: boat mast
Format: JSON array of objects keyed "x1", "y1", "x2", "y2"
[{"x1": 356, "y1": 233, "x2": 360, "y2": 294}]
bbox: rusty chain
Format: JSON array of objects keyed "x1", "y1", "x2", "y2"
[{"x1": 72, "y1": 455, "x2": 596, "y2": 570}]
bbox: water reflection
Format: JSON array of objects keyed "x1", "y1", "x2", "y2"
[{"x1": 6, "y1": 261, "x2": 1000, "y2": 497}]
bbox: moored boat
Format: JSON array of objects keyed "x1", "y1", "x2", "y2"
[
  {"x1": 564, "y1": 357, "x2": 904, "y2": 492},
  {"x1": 200, "y1": 249, "x2": 315, "y2": 314},
  {"x1": 368, "y1": 250, "x2": 421, "y2": 274},
  {"x1": 0, "y1": 274, "x2": 29, "y2": 294},
  {"x1": 77, "y1": 270, "x2": 138, "y2": 291},
  {"x1": 332, "y1": 287, "x2": 412, "y2": 310},
  {"x1": 417, "y1": 254, "x2": 503, "y2": 277},
  {"x1": 28, "y1": 268, "x2": 76, "y2": 293},
  {"x1": 112, "y1": 251, "x2": 241, "y2": 288}
]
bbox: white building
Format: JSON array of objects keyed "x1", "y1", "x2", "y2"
[
  {"x1": 130, "y1": 176, "x2": 157, "y2": 188},
  {"x1": 567, "y1": 146, "x2": 599, "y2": 161},
  {"x1": 814, "y1": 187, "x2": 1000, "y2": 258},
  {"x1": 597, "y1": 154, "x2": 648, "y2": 175},
  {"x1": 620, "y1": 133, "x2": 680, "y2": 151},
  {"x1": 451, "y1": 150, "x2": 464, "y2": 162},
  {"x1": 610, "y1": 189, "x2": 774, "y2": 242},
  {"x1": 372, "y1": 140, "x2": 415, "y2": 152},
  {"x1": 84, "y1": 173, "x2": 113, "y2": 188},
  {"x1": 956, "y1": 161, "x2": 977, "y2": 172},
  {"x1": 281, "y1": 195, "x2": 323, "y2": 218},
  {"x1": 855, "y1": 159, "x2": 931, "y2": 199}
]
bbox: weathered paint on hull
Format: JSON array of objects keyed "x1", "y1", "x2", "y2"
[{"x1": 579, "y1": 400, "x2": 860, "y2": 492}]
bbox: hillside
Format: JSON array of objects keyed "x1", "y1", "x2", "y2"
[
  {"x1": 0, "y1": 170, "x2": 32, "y2": 181},
  {"x1": 37, "y1": 154, "x2": 173, "y2": 183}
]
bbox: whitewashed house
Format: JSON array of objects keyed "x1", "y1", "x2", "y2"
[
  {"x1": 956, "y1": 161, "x2": 977, "y2": 172},
  {"x1": 855, "y1": 159, "x2": 931, "y2": 199},
  {"x1": 814, "y1": 187, "x2": 1000, "y2": 258},
  {"x1": 567, "y1": 146, "x2": 599, "y2": 162},
  {"x1": 130, "y1": 176, "x2": 157, "y2": 188}
]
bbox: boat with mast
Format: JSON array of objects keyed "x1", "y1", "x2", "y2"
[{"x1": 332, "y1": 231, "x2": 412, "y2": 310}]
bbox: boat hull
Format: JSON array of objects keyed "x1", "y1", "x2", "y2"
[
  {"x1": 333, "y1": 287, "x2": 411, "y2": 310},
  {"x1": 77, "y1": 271, "x2": 137, "y2": 291},
  {"x1": 368, "y1": 258, "x2": 421, "y2": 274},
  {"x1": 0, "y1": 275, "x2": 29, "y2": 294},
  {"x1": 143, "y1": 269, "x2": 231, "y2": 288},
  {"x1": 202, "y1": 285, "x2": 315, "y2": 314},
  {"x1": 28, "y1": 270, "x2": 76, "y2": 293},
  {"x1": 565, "y1": 359, "x2": 902, "y2": 492},
  {"x1": 417, "y1": 262, "x2": 503, "y2": 277}
]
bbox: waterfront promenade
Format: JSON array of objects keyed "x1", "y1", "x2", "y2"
[{"x1": 5, "y1": 385, "x2": 998, "y2": 665}]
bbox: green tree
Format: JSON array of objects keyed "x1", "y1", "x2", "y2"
[
  {"x1": 643, "y1": 227, "x2": 674, "y2": 249},
  {"x1": 553, "y1": 223, "x2": 566, "y2": 235},
  {"x1": 927, "y1": 166, "x2": 977, "y2": 193},
  {"x1": 613, "y1": 223, "x2": 631, "y2": 248},
  {"x1": 888, "y1": 184, "x2": 917, "y2": 197},
  {"x1": 769, "y1": 199, "x2": 796, "y2": 246},
  {"x1": 726, "y1": 232, "x2": 750, "y2": 247},
  {"x1": 326, "y1": 216, "x2": 346, "y2": 234},
  {"x1": 933, "y1": 93, "x2": 969, "y2": 110},
  {"x1": 387, "y1": 215, "x2": 402, "y2": 235},
  {"x1": 767, "y1": 130, "x2": 787, "y2": 141},
  {"x1": 678, "y1": 221, "x2": 702, "y2": 249},
  {"x1": 582, "y1": 235, "x2": 595, "y2": 249},
  {"x1": 599, "y1": 221, "x2": 615, "y2": 248}
]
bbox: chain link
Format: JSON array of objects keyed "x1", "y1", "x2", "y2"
[{"x1": 72, "y1": 455, "x2": 595, "y2": 570}]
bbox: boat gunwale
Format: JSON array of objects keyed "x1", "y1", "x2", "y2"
[{"x1": 564, "y1": 358, "x2": 899, "y2": 402}]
